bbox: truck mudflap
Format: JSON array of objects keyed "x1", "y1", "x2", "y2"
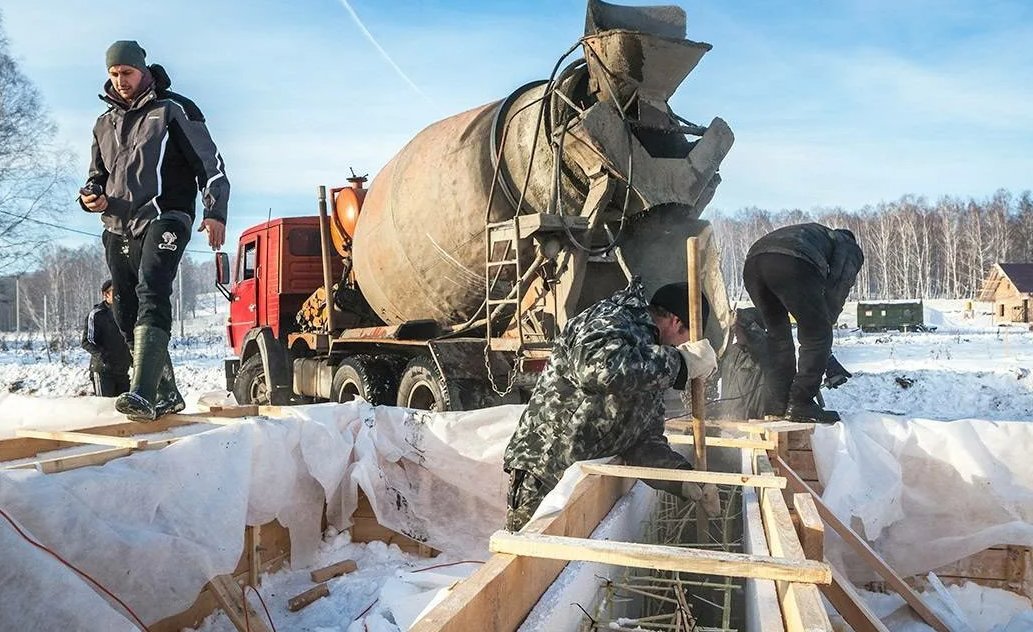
[
  {"x1": 427, "y1": 339, "x2": 524, "y2": 409},
  {"x1": 240, "y1": 327, "x2": 293, "y2": 405}
]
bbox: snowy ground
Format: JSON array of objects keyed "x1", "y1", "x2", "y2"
[
  {"x1": 0, "y1": 316, "x2": 229, "y2": 399},
  {"x1": 0, "y1": 299, "x2": 1030, "y2": 631}
]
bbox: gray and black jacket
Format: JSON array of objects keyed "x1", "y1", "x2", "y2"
[
  {"x1": 82, "y1": 64, "x2": 229, "y2": 237},
  {"x1": 746, "y1": 222, "x2": 864, "y2": 320}
]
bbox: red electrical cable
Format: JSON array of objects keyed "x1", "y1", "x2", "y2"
[
  {"x1": 0, "y1": 506, "x2": 150, "y2": 631},
  {"x1": 241, "y1": 583, "x2": 277, "y2": 632}
]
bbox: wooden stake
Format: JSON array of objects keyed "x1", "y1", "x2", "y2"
[
  {"x1": 246, "y1": 525, "x2": 261, "y2": 588},
  {"x1": 792, "y1": 493, "x2": 825, "y2": 562},
  {"x1": 310, "y1": 559, "x2": 357, "y2": 583},
  {"x1": 771, "y1": 454, "x2": 950, "y2": 632},
  {"x1": 686, "y1": 236, "x2": 708, "y2": 542},
  {"x1": 489, "y1": 531, "x2": 832, "y2": 585},
  {"x1": 288, "y1": 583, "x2": 330, "y2": 612}
]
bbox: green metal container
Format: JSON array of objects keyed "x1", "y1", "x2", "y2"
[{"x1": 857, "y1": 301, "x2": 926, "y2": 332}]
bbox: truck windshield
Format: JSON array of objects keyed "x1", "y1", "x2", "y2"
[{"x1": 288, "y1": 228, "x2": 322, "y2": 256}]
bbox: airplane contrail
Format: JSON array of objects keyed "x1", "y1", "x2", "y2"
[{"x1": 336, "y1": 0, "x2": 430, "y2": 101}]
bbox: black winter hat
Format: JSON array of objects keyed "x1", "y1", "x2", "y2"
[
  {"x1": 106, "y1": 40, "x2": 147, "y2": 71},
  {"x1": 650, "y1": 282, "x2": 711, "y2": 329}
]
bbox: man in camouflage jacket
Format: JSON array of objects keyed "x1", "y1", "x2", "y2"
[{"x1": 503, "y1": 277, "x2": 718, "y2": 531}]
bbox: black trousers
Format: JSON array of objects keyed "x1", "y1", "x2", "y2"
[
  {"x1": 103, "y1": 218, "x2": 191, "y2": 339},
  {"x1": 743, "y1": 253, "x2": 832, "y2": 413},
  {"x1": 92, "y1": 370, "x2": 130, "y2": 397}
]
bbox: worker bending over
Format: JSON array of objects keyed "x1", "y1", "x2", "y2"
[
  {"x1": 504, "y1": 278, "x2": 720, "y2": 532},
  {"x1": 743, "y1": 223, "x2": 863, "y2": 424}
]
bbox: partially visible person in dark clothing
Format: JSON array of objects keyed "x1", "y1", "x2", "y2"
[
  {"x1": 743, "y1": 223, "x2": 863, "y2": 424},
  {"x1": 82, "y1": 279, "x2": 131, "y2": 397}
]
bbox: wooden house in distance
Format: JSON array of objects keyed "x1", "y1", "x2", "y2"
[{"x1": 978, "y1": 263, "x2": 1033, "y2": 324}]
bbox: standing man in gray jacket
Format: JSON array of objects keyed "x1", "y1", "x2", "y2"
[{"x1": 79, "y1": 40, "x2": 229, "y2": 420}]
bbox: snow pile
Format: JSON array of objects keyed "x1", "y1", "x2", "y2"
[{"x1": 0, "y1": 401, "x2": 518, "y2": 631}]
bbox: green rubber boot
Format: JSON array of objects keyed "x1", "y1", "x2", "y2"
[
  {"x1": 115, "y1": 325, "x2": 169, "y2": 421},
  {"x1": 154, "y1": 349, "x2": 186, "y2": 418}
]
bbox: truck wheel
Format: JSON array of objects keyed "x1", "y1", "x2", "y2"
[
  {"x1": 332, "y1": 356, "x2": 397, "y2": 405},
  {"x1": 396, "y1": 356, "x2": 452, "y2": 412},
  {"x1": 234, "y1": 355, "x2": 269, "y2": 405}
]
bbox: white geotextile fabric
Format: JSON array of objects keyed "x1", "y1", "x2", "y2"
[
  {"x1": 812, "y1": 414, "x2": 1033, "y2": 581},
  {"x1": 0, "y1": 401, "x2": 516, "y2": 630}
]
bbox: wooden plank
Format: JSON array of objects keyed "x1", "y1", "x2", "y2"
[
  {"x1": 822, "y1": 566, "x2": 890, "y2": 632},
  {"x1": 14, "y1": 429, "x2": 146, "y2": 449},
  {"x1": 6, "y1": 447, "x2": 133, "y2": 472},
  {"x1": 411, "y1": 474, "x2": 632, "y2": 632},
  {"x1": 757, "y1": 453, "x2": 833, "y2": 632},
  {"x1": 310, "y1": 559, "x2": 357, "y2": 583},
  {"x1": 792, "y1": 493, "x2": 824, "y2": 562},
  {"x1": 686, "y1": 235, "x2": 709, "y2": 543},
  {"x1": 287, "y1": 583, "x2": 330, "y2": 612},
  {"x1": 489, "y1": 531, "x2": 831, "y2": 585},
  {"x1": 665, "y1": 433, "x2": 776, "y2": 450},
  {"x1": 0, "y1": 414, "x2": 206, "y2": 463},
  {"x1": 7, "y1": 437, "x2": 182, "y2": 474},
  {"x1": 580, "y1": 463, "x2": 787, "y2": 489},
  {"x1": 740, "y1": 450, "x2": 786, "y2": 632},
  {"x1": 208, "y1": 574, "x2": 273, "y2": 632},
  {"x1": 788, "y1": 450, "x2": 819, "y2": 482},
  {"x1": 772, "y1": 454, "x2": 951, "y2": 632},
  {"x1": 350, "y1": 493, "x2": 437, "y2": 556}
]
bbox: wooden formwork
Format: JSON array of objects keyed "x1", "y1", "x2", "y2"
[
  {"x1": 787, "y1": 432, "x2": 1033, "y2": 599},
  {"x1": 0, "y1": 406, "x2": 434, "y2": 632}
]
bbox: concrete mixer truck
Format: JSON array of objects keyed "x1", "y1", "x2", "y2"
[{"x1": 218, "y1": 0, "x2": 735, "y2": 411}]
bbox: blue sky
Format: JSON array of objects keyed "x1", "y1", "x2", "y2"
[{"x1": 3, "y1": 0, "x2": 1032, "y2": 254}]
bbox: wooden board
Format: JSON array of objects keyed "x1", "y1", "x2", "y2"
[
  {"x1": 792, "y1": 493, "x2": 824, "y2": 562},
  {"x1": 664, "y1": 434, "x2": 776, "y2": 450},
  {"x1": 772, "y1": 454, "x2": 950, "y2": 632},
  {"x1": 14, "y1": 429, "x2": 147, "y2": 449},
  {"x1": 0, "y1": 415, "x2": 206, "y2": 462},
  {"x1": 411, "y1": 474, "x2": 633, "y2": 632},
  {"x1": 756, "y1": 453, "x2": 833, "y2": 632},
  {"x1": 489, "y1": 531, "x2": 831, "y2": 585},
  {"x1": 741, "y1": 450, "x2": 787, "y2": 632},
  {"x1": 208, "y1": 574, "x2": 274, "y2": 632},
  {"x1": 581, "y1": 462, "x2": 787, "y2": 489},
  {"x1": 822, "y1": 566, "x2": 890, "y2": 632}
]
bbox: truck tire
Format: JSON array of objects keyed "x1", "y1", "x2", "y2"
[
  {"x1": 234, "y1": 355, "x2": 270, "y2": 405},
  {"x1": 332, "y1": 356, "x2": 396, "y2": 405},
  {"x1": 396, "y1": 356, "x2": 453, "y2": 412}
]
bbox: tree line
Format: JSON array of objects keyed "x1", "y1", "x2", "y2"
[
  {"x1": 709, "y1": 189, "x2": 1033, "y2": 301},
  {"x1": 3, "y1": 247, "x2": 219, "y2": 346}
]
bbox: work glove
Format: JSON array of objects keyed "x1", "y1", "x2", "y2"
[
  {"x1": 823, "y1": 354, "x2": 852, "y2": 389},
  {"x1": 676, "y1": 339, "x2": 718, "y2": 381},
  {"x1": 681, "y1": 481, "x2": 721, "y2": 517}
]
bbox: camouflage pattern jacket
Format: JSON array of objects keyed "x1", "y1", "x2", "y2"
[{"x1": 503, "y1": 278, "x2": 691, "y2": 494}]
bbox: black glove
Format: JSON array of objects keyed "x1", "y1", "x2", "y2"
[{"x1": 823, "y1": 354, "x2": 852, "y2": 389}]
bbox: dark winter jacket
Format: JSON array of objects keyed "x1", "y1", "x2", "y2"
[
  {"x1": 746, "y1": 222, "x2": 864, "y2": 321},
  {"x1": 503, "y1": 278, "x2": 691, "y2": 495},
  {"x1": 81, "y1": 302, "x2": 131, "y2": 373},
  {"x1": 82, "y1": 64, "x2": 229, "y2": 238}
]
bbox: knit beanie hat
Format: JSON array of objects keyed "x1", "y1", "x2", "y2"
[
  {"x1": 650, "y1": 282, "x2": 711, "y2": 329},
  {"x1": 105, "y1": 40, "x2": 147, "y2": 71}
]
